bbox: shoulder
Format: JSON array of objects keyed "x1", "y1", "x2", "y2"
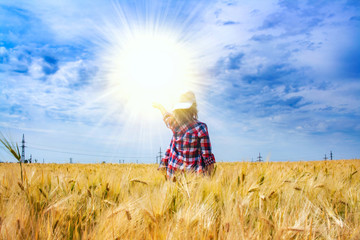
[
  {"x1": 194, "y1": 121, "x2": 209, "y2": 136},
  {"x1": 195, "y1": 121, "x2": 207, "y2": 129}
]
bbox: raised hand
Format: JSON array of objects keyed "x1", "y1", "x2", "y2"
[
  {"x1": 152, "y1": 102, "x2": 167, "y2": 116},
  {"x1": 152, "y1": 102, "x2": 163, "y2": 110}
]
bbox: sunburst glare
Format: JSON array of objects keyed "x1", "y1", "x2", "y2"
[
  {"x1": 101, "y1": 29, "x2": 199, "y2": 117},
  {"x1": 91, "y1": 1, "x2": 213, "y2": 155}
]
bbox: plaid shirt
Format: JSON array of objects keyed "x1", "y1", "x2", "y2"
[{"x1": 159, "y1": 112, "x2": 215, "y2": 178}]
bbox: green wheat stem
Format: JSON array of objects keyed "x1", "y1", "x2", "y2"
[{"x1": 0, "y1": 132, "x2": 23, "y2": 183}]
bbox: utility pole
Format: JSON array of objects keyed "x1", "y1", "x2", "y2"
[
  {"x1": 158, "y1": 147, "x2": 163, "y2": 161},
  {"x1": 330, "y1": 151, "x2": 333, "y2": 160},
  {"x1": 257, "y1": 153, "x2": 263, "y2": 162},
  {"x1": 156, "y1": 156, "x2": 158, "y2": 164},
  {"x1": 70, "y1": 157, "x2": 73, "y2": 164},
  {"x1": 324, "y1": 154, "x2": 328, "y2": 160},
  {"x1": 21, "y1": 134, "x2": 25, "y2": 163}
]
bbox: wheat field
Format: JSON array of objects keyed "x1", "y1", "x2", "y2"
[{"x1": 0, "y1": 160, "x2": 359, "y2": 239}]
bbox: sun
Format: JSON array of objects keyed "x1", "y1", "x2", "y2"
[
  {"x1": 121, "y1": 35, "x2": 184, "y2": 89},
  {"x1": 104, "y1": 32, "x2": 197, "y2": 114}
]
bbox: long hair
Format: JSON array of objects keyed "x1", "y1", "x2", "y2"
[{"x1": 173, "y1": 103, "x2": 198, "y2": 126}]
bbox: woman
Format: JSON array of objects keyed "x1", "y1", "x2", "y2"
[{"x1": 153, "y1": 91, "x2": 215, "y2": 179}]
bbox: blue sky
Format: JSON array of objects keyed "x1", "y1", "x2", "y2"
[{"x1": 1, "y1": 0, "x2": 359, "y2": 163}]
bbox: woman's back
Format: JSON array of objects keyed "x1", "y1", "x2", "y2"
[{"x1": 153, "y1": 91, "x2": 215, "y2": 179}]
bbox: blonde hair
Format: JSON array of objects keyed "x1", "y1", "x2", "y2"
[{"x1": 173, "y1": 103, "x2": 198, "y2": 126}]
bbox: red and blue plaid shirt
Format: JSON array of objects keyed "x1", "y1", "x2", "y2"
[{"x1": 159, "y1": 112, "x2": 216, "y2": 178}]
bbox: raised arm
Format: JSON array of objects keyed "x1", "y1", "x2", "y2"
[
  {"x1": 152, "y1": 102, "x2": 167, "y2": 116},
  {"x1": 152, "y1": 102, "x2": 178, "y2": 132}
]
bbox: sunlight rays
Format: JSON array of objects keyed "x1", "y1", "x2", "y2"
[
  {"x1": 85, "y1": 1, "x2": 218, "y2": 158},
  {"x1": 97, "y1": 2, "x2": 208, "y2": 117}
]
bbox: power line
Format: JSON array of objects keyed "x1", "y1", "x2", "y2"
[{"x1": 27, "y1": 145, "x2": 152, "y2": 159}]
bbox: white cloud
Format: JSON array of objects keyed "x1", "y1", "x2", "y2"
[
  {"x1": 28, "y1": 58, "x2": 45, "y2": 79},
  {"x1": 291, "y1": 82, "x2": 360, "y2": 113},
  {"x1": 1, "y1": 0, "x2": 359, "y2": 162},
  {"x1": 6, "y1": 0, "x2": 109, "y2": 43}
]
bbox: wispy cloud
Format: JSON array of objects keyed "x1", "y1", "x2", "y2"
[{"x1": 0, "y1": 0, "x2": 359, "y2": 162}]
